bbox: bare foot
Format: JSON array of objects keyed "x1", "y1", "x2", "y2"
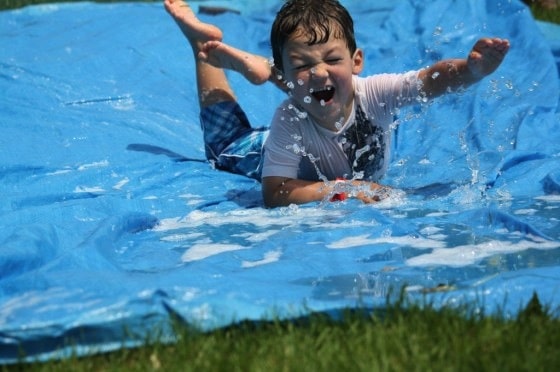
[
  {"x1": 199, "y1": 40, "x2": 272, "y2": 85},
  {"x1": 164, "y1": 0, "x2": 223, "y2": 50}
]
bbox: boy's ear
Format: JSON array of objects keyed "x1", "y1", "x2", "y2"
[{"x1": 352, "y1": 48, "x2": 364, "y2": 74}]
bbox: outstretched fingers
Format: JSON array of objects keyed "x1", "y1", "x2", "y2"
[{"x1": 468, "y1": 37, "x2": 510, "y2": 78}]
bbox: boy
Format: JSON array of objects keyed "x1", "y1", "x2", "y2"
[{"x1": 164, "y1": 0, "x2": 509, "y2": 208}]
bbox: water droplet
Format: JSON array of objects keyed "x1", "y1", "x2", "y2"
[
  {"x1": 335, "y1": 120, "x2": 343, "y2": 130},
  {"x1": 291, "y1": 134, "x2": 302, "y2": 141},
  {"x1": 504, "y1": 79, "x2": 513, "y2": 90},
  {"x1": 304, "y1": 96, "x2": 312, "y2": 104}
]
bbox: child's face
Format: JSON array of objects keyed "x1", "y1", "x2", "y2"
[{"x1": 281, "y1": 30, "x2": 363, "y2": 131}]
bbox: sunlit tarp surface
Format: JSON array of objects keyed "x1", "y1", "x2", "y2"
[{"x1": 1, "y1": 0, "x2": 559, "y2": 363}]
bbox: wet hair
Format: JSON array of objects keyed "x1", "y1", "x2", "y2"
[{"x1": 270, "y1": 0, "x2": 357, "y2": 72}]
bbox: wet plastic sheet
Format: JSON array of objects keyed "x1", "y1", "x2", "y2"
[{"x1": 1, "y1": 0, "x2": 560, "y2": 363}]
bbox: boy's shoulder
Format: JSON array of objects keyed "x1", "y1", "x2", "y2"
[
  {"x1": 354, "y1": 70, "x2": 422, "y2": 95},
  {"x1": 271, "y1": 97, "x2": 312, "y2": 125}
]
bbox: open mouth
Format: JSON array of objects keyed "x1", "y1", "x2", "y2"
[{"x1": 311, "y1": 86, "x2": 335, "y2": 103}]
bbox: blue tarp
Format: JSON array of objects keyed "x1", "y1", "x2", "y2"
[{"x1": 1, "y1": 0, "x2": 560, "y2": 363}]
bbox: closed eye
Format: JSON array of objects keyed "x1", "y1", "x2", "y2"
[
  {"x1": 293, "y1": 59, "x2": 341, "y2": 71},
  {"x1": 293, "y1": 64, "x2": 310, "y2": 71},
  {"x1": 326, "y1": 58, "x2": 343, "y2": 64}
]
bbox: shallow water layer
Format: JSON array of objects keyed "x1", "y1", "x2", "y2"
[{"x1": 1, "y1": 0, "x2": 559, "y2": 364}]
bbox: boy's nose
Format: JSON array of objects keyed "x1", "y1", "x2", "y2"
[{"x1": 310, "y1": 63, "x2": 328, "y2": 78}]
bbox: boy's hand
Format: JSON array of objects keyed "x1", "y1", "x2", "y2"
[
  {"x1": 467, "y1": 38, "x2": 510, "y2": 79},
  {"x1": 418, "y1": 37, "x2": 509, "y2": 98},
  {"x1": 349, "y1": 181, "x2": 391, "y2": 204}
]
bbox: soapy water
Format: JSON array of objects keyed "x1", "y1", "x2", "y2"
[{"x1": 144, "y1": 182, "x2": 559, "y2": 306}]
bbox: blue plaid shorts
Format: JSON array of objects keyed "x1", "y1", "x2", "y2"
[{"x1": 200, "y1": 101, "x2": 268, "y2": 181}]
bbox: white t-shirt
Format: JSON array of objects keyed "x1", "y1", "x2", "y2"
[{"x1": 262, "y1": 71, "x2": 422, "y2": 181}]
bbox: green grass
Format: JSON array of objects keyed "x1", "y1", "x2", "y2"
[
  {"x1": 529, "y1": 3, "x2": 560, "y2": 24},
  {"x1": 2, "y1": 0, "x2": 560, "y2": 370},
  {"x1": 5, "y1": 295, "x2": 560, "y2": 371}
]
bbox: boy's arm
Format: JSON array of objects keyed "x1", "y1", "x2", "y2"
[
  {"x1": 418, "y1": 37, "x2": 510, "y2": 98},
  {"x1": 262, "y1": 176, "x2": 386, "y2": 208}
]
